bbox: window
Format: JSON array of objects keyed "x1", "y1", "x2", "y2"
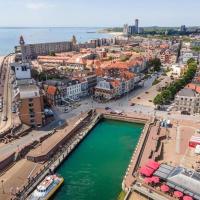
[
  {"x1": 21, "y1": 66, "x2": 27, "y2": 71},
  {"x1": 30, "y1": 114, "x2": 35, "y2": 118},
  {"x1": 29, "y1": 103, "x2": 33, "y2": 107},
  {"x1": 29, "y1": 98, "x2": 33, "y2": 102},
  {"x1": 30, "y1": 119, "x2": 34, "y2": 123},
  {"x1": 29, "y1": 108, "x2": 34, "y2": 113}
]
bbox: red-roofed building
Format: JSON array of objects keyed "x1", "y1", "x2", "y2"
[
  {"x1": 46, "y1": 86, "x2": 61, "y2": 106},
  {"x1": 186, "y1": 83, "x2": 200, "y2": 94}
]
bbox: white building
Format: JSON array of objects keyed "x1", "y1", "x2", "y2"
[
  {"x1": 66, "y1": 81, "x2": 82, "y2": 100},
  {"x1": 175, "y1": 88, "x2": 200, "y2": 114},
  {"x1": 171, "y1": 64, "x2": 185, "y2": 77},
  {"x1": 10, "y1": 62, "x2": 31, "y2": 80}
]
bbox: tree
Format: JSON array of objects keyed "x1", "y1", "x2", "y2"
[
  {"x1": 49, "y1": 51, "x2": 56, "y2": 56},
  {"x1": 161, "y1": 90, "x2": 172, "y2": 103},
  {"x1": 187, "y1": 58, "x2": 195, "y2": 65},
  {"x1": 153, "y1": 60, "x2": 198, "y2": 106},
  {"x1": 148, "y1": 58, "x2": 161, "y2": 72},
  {"x1": 153, "y1": 94, "x2": 163, "y2": 105}
]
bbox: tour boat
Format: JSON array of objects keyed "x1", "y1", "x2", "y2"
[{"x1": 28, "y1": 174, "x2": 64, "y2": 200}]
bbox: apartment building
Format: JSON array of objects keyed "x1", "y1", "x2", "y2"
[
  {"x1": 15, "y1": 85, "x2": 44, "y2": 127},
  {"x1": 94, "y1": 72, "x2": 135, "y2": 101},
  {"x1": 44, "y1": 79, "x2": 87, "y2": 106},
  {"x1": 15, "y1": 36, "x2": 73, "y2": 59},
  {"x1": 175, "y1": 88, "x2": 200, "y2": 114}
]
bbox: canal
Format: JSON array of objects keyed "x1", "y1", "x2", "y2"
[{"x1": 54, "y1": 119, "x2": 144, "y2": 200}]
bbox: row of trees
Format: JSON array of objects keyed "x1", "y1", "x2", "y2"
[
  {"x1": 153, "y1": 58, "x2": 198, "y2": 105},
  {"x1": 32, "y1": 69, "x2": 63, "y2": 82}
]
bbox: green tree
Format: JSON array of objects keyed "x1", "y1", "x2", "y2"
[
  {"x1": 49, "y1": 51, "x2": 56, "y2": 56},
  {"x1": 153, "y1": 94, "x2": 163, "y2": 105}
]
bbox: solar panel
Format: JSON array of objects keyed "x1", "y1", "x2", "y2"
[
  {"x1": 166, "y1": 182, "x2": 175, "y2": 188},
  {"x1": 184, "y1": 190, "x2": 194, "y2": 197},
  {"x1": 153, "y1": 171, "x2": 168, "y2": 179},
  {"x1": 192, "y1": 171, "x2": 200, "y2": 181},
  {"x1": 160, "y1": 164, "x2": 175, "y2": 171},
  {"x1": 175, "y1": 185, "x2": 184, "y2": 192},
  {"x1": 194, "y1": 195, "x2": 200, "y2": 200}
]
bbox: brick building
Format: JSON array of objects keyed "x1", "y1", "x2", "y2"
[{"x1": 15, "y1": 85, "x2": 44, "y2": 127}]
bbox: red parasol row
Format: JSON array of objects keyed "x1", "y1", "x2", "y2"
[{"x1": 144, "y1": 176, "x2": 160, "y2": 184}]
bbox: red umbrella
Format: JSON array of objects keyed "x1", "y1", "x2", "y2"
[
  {"x1": 151, "y1": 176, "x2": 160, "y2": 184},
  {"x1": 161, "y1": 184, "x2": 170, "y2": 192},
  {"x1": 183, "y1": 196, "x2": 193, "y2": 200},
  {"x1": 146, "y1": 160, "x2": 160, "y2": 170},
  {"x1": 139, "y1": 166, "x2": 154, "y2": 177},
  {"x1": 174, "y1": 191, "x2": 183, "y2": 198},
  {"x1": 144, "y1": 177, "x2": 153, "y2": 184}
]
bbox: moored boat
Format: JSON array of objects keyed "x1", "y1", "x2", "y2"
[{"x1": 28, "y1": 174, "x2": 64, "y2": 200}]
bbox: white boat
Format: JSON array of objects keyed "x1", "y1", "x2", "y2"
[{"x1": 28, "y1": 174, "x2": 64, "y2": 200}]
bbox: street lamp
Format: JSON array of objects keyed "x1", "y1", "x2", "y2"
[{"x1": 1, "y1": 180, "x2": 5, "y2": 194}]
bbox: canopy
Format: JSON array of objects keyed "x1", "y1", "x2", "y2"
[
  {"x1": 144, "y1": 177, "x2": 153, "y2": 184},
  {"x1": 161, "y1": 184, "x2": 170, "y2": 192},
  {"x1": 139, "y1": 166, "x2": 154, "y2": 177},
  {"x1": 151, "y1": 176, "x2": 160, "y2": 184},
  {"x1": 183, "y1": 196, "x2": 193, "y2": 200},
  {"x1": 146, "y1": 160, "x2": 160, "y2": 170},
  {"x1": 174, "y1": 191, "x2": 183, "y2": 198},
  {"x1": 195, "y1": 145, "x2": 200, "y2": 154}
]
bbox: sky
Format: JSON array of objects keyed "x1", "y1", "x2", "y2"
[{"x1": 0, "y1": 0, "x2": 199, "y2": 27}]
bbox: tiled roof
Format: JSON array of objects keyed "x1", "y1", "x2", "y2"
[
  {"x1": 47, "y1": 86, "x2": 57, "y2": 96},
  {"x1": 186, "y1": 83, "x2": 200, "y2": 94}
]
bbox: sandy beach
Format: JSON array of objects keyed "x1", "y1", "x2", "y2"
[{"x1": 107, "y1": 32, "x2": 123, "y2": 36}]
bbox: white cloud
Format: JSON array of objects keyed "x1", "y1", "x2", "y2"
[{"x1": 26, "y1": 1, "x2": 54, "y2": 10}]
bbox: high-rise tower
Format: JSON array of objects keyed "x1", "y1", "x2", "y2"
[{"x1": 135, "y1": 19, "x2": 139, "y2": 34}]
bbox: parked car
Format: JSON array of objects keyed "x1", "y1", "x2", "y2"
[
  {"x1": 2, "y1": 116, "x2": 7, "y2": 121},
  {"x1": 105, "y1": 107, "x2": 111, "y2": 110}
]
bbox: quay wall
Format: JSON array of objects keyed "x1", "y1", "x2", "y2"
[
  {"x1": 0, "y1": 153, "x2": 15, "y2": 172},
  {"x1": 103, "y1": 114, "x2": 148, "y2": 124},
  {"x1": 122, "y1": 117, "x2": 156, "y2": 192}
]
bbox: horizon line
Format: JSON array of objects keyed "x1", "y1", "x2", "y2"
[{"x1": 0, "y1": 25, "x2": 200, "y2": 29}]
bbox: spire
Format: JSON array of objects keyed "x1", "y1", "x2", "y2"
[{"x1": 19, "y1": 35, "x2": 25, "y2": 45}]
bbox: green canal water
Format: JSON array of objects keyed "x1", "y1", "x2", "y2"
[{"x1": 54, "y1": 119, "x2": 144, "y2": 200}]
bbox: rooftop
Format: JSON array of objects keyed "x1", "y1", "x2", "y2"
[
  {"x1": 18, "y1": 85, "x2": 40, "y2": 99},
  {"x1": 177, "y1": 88, "x2": 196, "y2": 97},
  {"x1": 154, "y1": 164, "x2": 200, "y2": 199}
]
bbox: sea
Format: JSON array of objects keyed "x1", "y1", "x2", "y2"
[{"x1": 0, "y1": 27, "x2": 112, "y2": 56}]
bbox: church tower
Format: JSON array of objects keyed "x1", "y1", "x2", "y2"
[{"x1": 19, "y1": 35, "x2": 26, "y2": 62}]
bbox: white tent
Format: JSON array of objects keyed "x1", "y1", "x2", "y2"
[{"x1": 195, "y1": 145, "x2": 200, "y2": 154}]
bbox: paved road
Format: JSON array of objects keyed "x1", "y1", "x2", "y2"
[
  {"x1": 1, "y1": 71, "x2": 200, "y2": 157},
  {"x1": 0, "y1": 119, "x2": 65, "y2": 156},
  {"x1": 0, "y1": 55, "x2": 13, "y2": 133}
]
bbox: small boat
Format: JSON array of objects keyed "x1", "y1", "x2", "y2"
[{"x1": 28, "y1": 174, "x2": 64, "y2": 200}]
